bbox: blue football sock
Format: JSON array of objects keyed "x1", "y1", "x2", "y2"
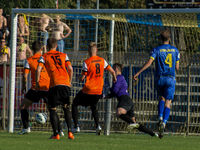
[
  {"x1": 163, "y1": 107, "x2": 170, "y2": 124},
  {"x1": 158, "y1": 100, "x2": 165, "y2": 120}
]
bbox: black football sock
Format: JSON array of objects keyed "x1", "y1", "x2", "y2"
[
  {"x1": 21, "y1": 109, "x2": 29, "y2": 129},
  {"x1": 58, "y1": 121, "x2": 62, "y2": 133},
  {"x1": 63, "y1": 106, "x2": 72, "y2": 132},
  {"x1": 138, "y1": 124, "x2": 155, "y2": 136},
  {"x1": 91, "y1": 105, "x2": 99, "y2": 128},
  {"x1": 119, "y1": 114, "x2": 134, "y2": 124},
  {"x1": 49, "y1": 109, "x2": 59, "y2": 136},
  {"x1": 72, "y1": 103, "x2": 79, "y2": 128}
]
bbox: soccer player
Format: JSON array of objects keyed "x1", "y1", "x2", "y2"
[
  {"x1": 37, "y1": 38, "x2": 74, "y2": 140},
  {"x1": 106, "y1": 63, "x2": 158, "y2": 137},
  {"x1": 72, "y1": 42, "x2": 117, "y2": 135},
  {"x1": 133, "y1": 29, "x2": 180, "y2": 138},
  {"x1": 19, "y1": 41, "x2": 50, "y2": 134}
]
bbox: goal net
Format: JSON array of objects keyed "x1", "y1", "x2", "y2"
[{"x1": 3, "y1": 9, "x2": 200, "y2": 135}]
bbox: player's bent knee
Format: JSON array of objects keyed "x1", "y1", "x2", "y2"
[
  {"x1": 49, "y1": 107, "x2": 57, "y2": 111},
  {"x1": 117, "y1": 108, "x2": 127, "y2": 116},
  {"x1": 20, "y1": 98, "x2": 32, "y2": 110},
  {"x1": 165, "y1": 100, "x2": 172, "y2": 108},
  {"x1": 160, "y1": 96, "x2": 165, "y2": 102},
  {"x1": 63, "y1": 104, "x2": 69, "y2": 109},
  {"x1": 63, "y1": 105, "x2": 70, "y2": 111}
]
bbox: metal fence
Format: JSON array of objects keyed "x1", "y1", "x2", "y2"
[{"x1": 0, "y1": 51, "x2": 200, "y2": 135}]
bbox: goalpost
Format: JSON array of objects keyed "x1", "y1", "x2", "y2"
[{"x1": 8, "y1": 8, "x2": 200, "y2": 135}]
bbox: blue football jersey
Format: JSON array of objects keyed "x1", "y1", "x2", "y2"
[{"x1": 150, "y1": 44, "x2": 180, "y2": 77}]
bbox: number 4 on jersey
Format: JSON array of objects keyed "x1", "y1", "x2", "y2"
[{"x1": 165, "y1": 53, "x2": 172, "y2": 68}]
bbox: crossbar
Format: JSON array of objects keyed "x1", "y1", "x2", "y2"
[{"x1": 12, "y1": 8, "x2": 200, "y2": 14}]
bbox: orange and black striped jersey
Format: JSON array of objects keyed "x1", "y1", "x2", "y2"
[
  {"x1": 38, "y1": 50, "x2": 71, "y2": 87},
  {"x1": 24, "y1": 53, "x2": 50, "y2": 91},
  {"x1": 82, "y1": 56, "x2": 111, "y2": 95}
]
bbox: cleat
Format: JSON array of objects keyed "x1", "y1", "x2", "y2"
[
  {"x1": 59, "y1": 130, "x2": 65, "y2": 137},
  {"x1": 157, "y1": 119, "x2": 162, "y2": 126},
  {"x1": 154, "y1": 133, "x2": 159, "y2": 138},
  {"x1": 159, "y1": 133, "x2": 164, "y2": 139},
  {"x1": 68, "y1": 132, "x2": 74, "y2": 140},
  {"x1": 158, "y1": 122, "x2": 165, "y2": 139},
  {"x1": 127, "y1": 123, "x2": 140, "y2": 130},
  {"x1": 96, "y1": 125, "x2": 102, "y2": 135},
  {"x1": 49, "y1": 134, "x2": 60, "y2": 140},
  {"x1": 72, "y1": 127, "x2": 80, "y2": 133},
  {"x1": 18, "y1": 127, "x2": 31, "y2": 135},
  {"x1": 27, "y1": 127, "x2": 31, "y2": 133}
]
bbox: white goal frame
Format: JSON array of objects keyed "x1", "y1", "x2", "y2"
[{"x1": 9, "y1": 8, "x2": 200, "y2": 133}]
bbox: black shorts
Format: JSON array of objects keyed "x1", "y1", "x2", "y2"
[
  {"x1": 48, "y1": 85, "x2": 71, "y2": 108},
  {"x1": 72, "y1": 90, "x2": 102, "y2": 107},
  {"x1": 25, "y1": 89, "x2": 48, "y2": 103},
  {"x1": 117, "y1": 95, "x2": 134, "y2": 117}
]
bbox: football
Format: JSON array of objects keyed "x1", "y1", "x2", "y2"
[{"x1": 35, "y1": 113, "x2": 47, "y2": 124}]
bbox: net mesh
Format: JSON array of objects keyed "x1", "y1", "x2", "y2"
[{"x1": 1, "y1": 11, "x2": 200, "y2": 134}]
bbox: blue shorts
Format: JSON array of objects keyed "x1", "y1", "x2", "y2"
[{"x1": 157, "y1": 76, "x2": 176, "y2": 101}]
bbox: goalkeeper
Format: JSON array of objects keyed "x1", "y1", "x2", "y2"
[{"x1": 106, "y1": 63, "x2": 158, "y2": 137}]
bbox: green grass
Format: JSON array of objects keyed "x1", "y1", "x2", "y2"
[{"x1": 0, "y1": 131, "x2": 200, "y2": 150}]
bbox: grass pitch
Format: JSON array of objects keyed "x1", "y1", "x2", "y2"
[{"x1": 0, "y1": 131, "x2": 200, "y2": 150}]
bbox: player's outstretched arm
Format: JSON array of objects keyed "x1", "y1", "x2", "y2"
[
  {"x1": 79, "y1": 74, "x2": 86, "y2": 82},
  {"x1": 36, "y1": 65, "x2": 42, "y2": 89},
  {"x1": 22, "y1": 72, "x2": 28, "y2": 93},
  {"x1": 133, "y1": 58, "x2": 154, "y2": 81},
  {"x1": 66, "y1": 62, "x2": 73, "y2": 85},
  {"x1": 176, "y1": 61, "x2": 179, "y2": 71},
  {"x1": 107, "y1": 67, "x2": 117, "y2": 83}
]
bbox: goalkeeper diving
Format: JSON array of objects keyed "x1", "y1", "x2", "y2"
[{"x1": 105, "y1": 63, "x2": 158, "y2": 137}]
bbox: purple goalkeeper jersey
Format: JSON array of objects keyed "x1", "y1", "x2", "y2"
[{"x1": 110, "y1": 75, "x2": 129, "y2": 98}]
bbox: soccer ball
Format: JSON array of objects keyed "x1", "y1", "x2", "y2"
[{"x1": 35, "y1": 113, "x2": 47, "y2": 124}]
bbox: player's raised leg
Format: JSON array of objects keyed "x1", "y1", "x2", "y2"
[
  {"x1": 158, "y1": 98, "x2": 165, "y2": 122},
  {"x1": 19, "y1": 98, "x2": 32, "y2": 134},
  {"x1": 117, "y1": 107, "x2": 157, "y2": 137}
]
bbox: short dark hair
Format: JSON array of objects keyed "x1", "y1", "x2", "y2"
[
  {"x1": 47, "y1": 38, "x2": 57, "y2": 50},
  {"x1": 160, "y1": 29, "x2": 170, "y2": 42},
  {"x1": 113, "y1": 63, "x2": 123, "y2": 72},
  {"x1": 32, "y1": 41, "x2": 42, "y2": 53},
  {"x1": 88, "y1": 42, "x2": 97, "y2": 51},
  {"x1": 89, "y1": 42, "x2": 96, "y2": 47}
]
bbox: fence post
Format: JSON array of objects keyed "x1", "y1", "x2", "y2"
[
  {"x1": 129, "y1": 65, "x2": 133, "y2": 99},
  {"x1": 104, "y1": 14, "x2": 115, "y2": 136},
  {"x1": 186, "y1": 65, "x2": 190, "y2": 136},
  {"x1": 74, "y1": 0, "x2": 80, "y2": 51},
  {"x1": 2, "y1": 62, "x2": 7, "y2": 130},
  {"x1": 95, "y1": 0, "x2": 99, "y2": 44}
]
